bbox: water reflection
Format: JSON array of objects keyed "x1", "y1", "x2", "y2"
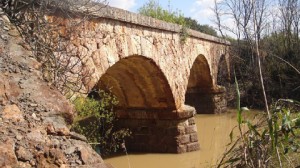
[{"x1": 104, "y1": 109, "x2": 259, "y2": 168}]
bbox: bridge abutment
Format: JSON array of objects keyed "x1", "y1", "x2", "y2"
[{"x1": 116, "y1": 107, "x2": 200, "y2": 153}]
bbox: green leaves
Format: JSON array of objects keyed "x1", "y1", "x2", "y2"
[
  {"x1": 71, "y1": 90, "x2": 130, "y2": 156},
  {"x1": 138, "y1": 0, "x2": 186, "y2": 26},
  {"x1": 235, "y1": 75, "x2": 242, "y2": 125}
]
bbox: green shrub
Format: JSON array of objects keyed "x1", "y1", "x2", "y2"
[
  {"x1": 71, "y1": 90, "x2": 131, "y2": 156},
  {"x1": 138, "y1": 0, "x2": 189, "y2": 43},
  {"x1": 138, "y1": 0, "x2": 186, "y2": 25}
]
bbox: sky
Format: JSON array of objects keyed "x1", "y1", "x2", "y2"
[{"x1": 106, "y1": 0, "x2": 218, "y2": 26}]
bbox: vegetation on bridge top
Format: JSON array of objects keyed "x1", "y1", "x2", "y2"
[{"x1": 138, "y1": 0, "x2": 218, "y2": 37}]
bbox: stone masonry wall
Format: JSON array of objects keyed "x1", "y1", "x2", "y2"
[
  {"x1": 185, "y1": 87, "x2": 227, "y2": 114},
  {"x1": 117, "y1": 116, "x2": 200, "y2": 153},
  {"x1": 212, "y1": 91, "x2": 227, "y2": 114},
  {"x1": 47, "y1": 7, "x2": 230, "y2": 110}
]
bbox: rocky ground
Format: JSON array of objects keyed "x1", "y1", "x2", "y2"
[{"x1": 0, "y1": 10, "x2": 112, "y2": 168}]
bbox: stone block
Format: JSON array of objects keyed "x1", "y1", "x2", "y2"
[
  {"x1": 177, "y1": 145, "x2": 187, "y2": 153},
  {"x1": 176, "y1": 135, "x2": 190, "y2": 145},
  {"x1": 187, "y1": 142, "x2": 200, "y2": 152},
  {"x1": 188, "y1": 118, "x2": 195, "y2": 125},
  {"x1": 190, "y1": 133, "x2": 198, "y2": 142},
  {"x1": 213, "y1": 96, "x2": 221, "y2": 102},
  {"x1": 185, "y1": 125, "x2": 197, "y2": 134},
  {"x1": 177, "y1": 126, "x2": 185, "y2": 135}
]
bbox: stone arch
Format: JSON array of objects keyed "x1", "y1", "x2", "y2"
[
  {"x1": 185, "y1": 55, "x2": 215, "y2": 114},
  {"x1": 92, "y1": 55, "x2": 176, "y2": 112}
]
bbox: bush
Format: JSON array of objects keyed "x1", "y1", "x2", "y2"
[
  {"x1": 71, "y1": 90, "x2": 131, "y2": 156},
  {"x1": 138, "y1": 0, "x2": 186, "y2": 25},
  {"x1": 138, "y1": 0, "x2": 189, "y2": 43}
]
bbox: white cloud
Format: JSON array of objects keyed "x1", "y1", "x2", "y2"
[
  {"x1": 106, "y1": 0, "x2": 136, "y2": 10},
  {"x1": 190, "y1": 0, "x2": 222, "y2": 25},
  {"x1": 195, "y1": 0, "x2": 218, "y2": 7}
]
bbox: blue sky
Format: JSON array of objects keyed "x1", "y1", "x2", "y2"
[{"x1": 106, "y1": 0, "x2": 217, "y2": 26}]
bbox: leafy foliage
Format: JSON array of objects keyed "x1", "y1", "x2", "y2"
[
  {"x1": 262, "y1": 32, "x2": 300, "y2": 101},
  {"x1": 214, "y1": 0, "x2": 300, "y2": 108},
  {"x1": 138, "y1": 0, "x2": 219, "y2": 43},
  {"x1": 138, "y1": 0, "x2": 186, "y2": 25},
  {"x1": 71, "y1": 90, "x2": 131, "y2": 156},
  {"x1": 185, "y1": 17, "x2": 218, "y2": 36}
]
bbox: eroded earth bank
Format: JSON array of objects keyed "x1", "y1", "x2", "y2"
[{"x1": 0, "y1": 10, "x2": 112, "y2": 168}]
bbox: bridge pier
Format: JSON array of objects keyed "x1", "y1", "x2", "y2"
[
  {"x1": 185, "y1": 86, "x2": 227, "y2": 114},
  {"x1": 116, "y1": 106, "x2": 200, "y2": 153}
]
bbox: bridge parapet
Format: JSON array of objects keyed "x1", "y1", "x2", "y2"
[{"x1": 73, "y1": 3, "x2": 230, "y2": 45}]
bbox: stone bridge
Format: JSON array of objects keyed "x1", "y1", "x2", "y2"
[{"x1": 48, "y1": 4, "x2": 230, "y2": 153}]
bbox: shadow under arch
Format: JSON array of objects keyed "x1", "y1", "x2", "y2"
[
  {"x1": 217, "y1": 54, "x2": 230, "y2": 86},
  {"x1": 185, "y1": 55, "x2": 216, "y2": 114},
  {"x1": 91, "y1": 55, "x2": 176, "y2": 116}
]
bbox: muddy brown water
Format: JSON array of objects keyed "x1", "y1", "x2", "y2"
[{"x1": 104, "y1": 109, "x2": 262, "y2": 168}]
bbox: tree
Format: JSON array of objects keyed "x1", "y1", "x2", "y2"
[
  {"x1": 185, "y1": 17, "x2": 218, "y2": 36},
  {"x1": 214, "y1": 0, "x2": 300, "y2": 167},
  {"x1": 138, "y1": 0, "x2": 186, "y2": 25}
]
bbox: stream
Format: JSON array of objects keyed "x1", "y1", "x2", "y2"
[{"x1": 104, "y1": 109, "x2": 261, "y2": 168}]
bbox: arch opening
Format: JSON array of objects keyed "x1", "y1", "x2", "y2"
[
  {"x1": 91, "y1": 56, "x2": 176, "y2": 113},
  {"x1": 185, "y1": 55, "x2": 215, "y2": 114}
]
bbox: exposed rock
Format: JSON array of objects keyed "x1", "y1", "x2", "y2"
[
  {"x1": 69, "y1": 131, "x2": 88, "y2": 141},
  {"x1": 0, "y1": 138, "x2": 17, "y2": 167},
  {"x1": 75, "y1": 141, "x2": 103, "y2": 165},
  {"x1": 65, "y1": 146, "x2": 76, "y2": 155},
  {"x1": 26, "y1": 128, "x2": 47, "y2": 143},
  {"x1": 0, "y1": 13, "x2": 107, "y2": 167},
  {"x1": 49, "y1": 148, "x2": 67, "y2": 164},
  {"x1": 1, "y1": 104, "x2": 24, "y2": 122},
  {"x1": 16, "y1": 134, "x2": 23, "y2": 141},
  {"x1": 16, "y1": 146, "x2": 33, "y2": 161},
  {"x1": 80, "y1": 148, "x2": 99, "y2": 165},
  {"x1": 43, "y1": 116, "x2": 70, "y2": 136},
  {"x1": 31, "y1": 112, "x2": 40, "y2": 121}
]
